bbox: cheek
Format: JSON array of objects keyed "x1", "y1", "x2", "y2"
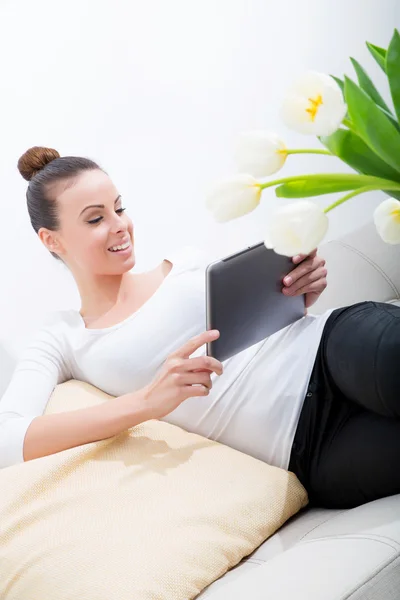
[
  {"x1": 76, "y1": 224, "x2": 109, "y2": 257},
  {"x1": 89, "y1": 225, "x2": 111, "y2": 255},
  {"x1": 127, "y1": 216, "x2": 134, "y2": 236}
]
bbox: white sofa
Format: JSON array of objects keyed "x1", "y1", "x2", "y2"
[
  {"x1": 1, "y1": 221, "x2": 399, "y2": 599},
  {"x1": 200, "y1": 220, "x2": 400, "y2": 600}
]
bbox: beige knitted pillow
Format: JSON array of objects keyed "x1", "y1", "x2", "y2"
[{"x1": 0, "y1": 380, "x2": 308, "y2": 600}]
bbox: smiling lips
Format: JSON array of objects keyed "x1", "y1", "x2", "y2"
[{"x1": 108, "y1": 239, "x2": 131, "y2": 253}]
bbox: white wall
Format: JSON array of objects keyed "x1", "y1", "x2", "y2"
[{"x1": 0, "y1": 0, "x2": 399, "y2": 353}]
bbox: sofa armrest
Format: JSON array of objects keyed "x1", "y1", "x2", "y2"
[
  {"x1": 206, "y1": 537, "x2": 399, "y2": 600},
  {"x1": 205, "y1": 495, "x2": 400, "y2": 600}
]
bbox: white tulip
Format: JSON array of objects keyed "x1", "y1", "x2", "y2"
[
  {"x1": 206, "y1": 174, "x2": 262, "y2": 222},
  {"x1": 234, "y1": 131, "x2": 287, "y2": 177},
  {"x1": 373, "y1": 198, "x2": 400, "y2": 244},
  {"x1": 264, "y1": 201, "x2": 329, "y2": 257},
  {"x1": 281, "y1": 71, "x2": 347, "y2": 136}
]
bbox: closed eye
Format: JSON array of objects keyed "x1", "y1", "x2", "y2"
[{"x1": 87, "y1": 207, "x2": 126, "y2": 225}]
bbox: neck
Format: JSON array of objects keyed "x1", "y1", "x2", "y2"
[{"x1": 74, "y1": 270, "x2": 136, "y2": 321}]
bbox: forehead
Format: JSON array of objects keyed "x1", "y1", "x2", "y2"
[{"x1": 56, "y1": 170, "x2": 118, "y2": 212}]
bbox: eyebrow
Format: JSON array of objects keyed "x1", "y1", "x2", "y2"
[{"x1": 79, "y1": 195, "x2": 122, "y2": 217}]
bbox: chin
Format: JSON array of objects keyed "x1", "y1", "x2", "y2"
[
  {"x1": 94, "y1": 249, "x2": 136, "y2": 275},
  {"x1": 115, "y1": 251, "x2": 136, "y2": 274}
]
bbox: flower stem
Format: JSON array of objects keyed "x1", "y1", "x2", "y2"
[
  {"x1": 324, "y1": 187, "x2": 375, "y2": 212},
  {"x1": 324, "y1": 183, "x2": 400, "y2": 213},
  {"x1": 283, "y1": 149, "x2": 332, "y2": 156}
]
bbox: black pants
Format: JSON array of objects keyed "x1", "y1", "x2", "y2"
[{"x1": 288, "y1": 301, "x2": 400, "y2": 509}]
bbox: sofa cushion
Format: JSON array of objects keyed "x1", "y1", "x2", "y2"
[{"x1": 0, "y1": 380, "x2": 308, "y2": 600}]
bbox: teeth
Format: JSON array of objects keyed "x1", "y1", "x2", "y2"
[{"x1": 109, "y1": 241, "x2": 130, "y2": 252}]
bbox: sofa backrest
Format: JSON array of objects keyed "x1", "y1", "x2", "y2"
[{"x1": 312, "y1": 221, "x2": 400, "y2": 315}]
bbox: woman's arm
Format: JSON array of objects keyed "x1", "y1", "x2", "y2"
[
  {"x1": 23, "y1": 389, "x2": 152, "y2": 462},
  {"x1": 0, "y1": 323, "x2": 151, "y2": 467},
  {"x1": 1, "y1": 322, "x2": 220, "y2": 468}
]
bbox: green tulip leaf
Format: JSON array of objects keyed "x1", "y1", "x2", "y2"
[
  {"x1": 330, "y1": 75, "x2": 353, "y2": 123},
  {"x1": 366, "y1": 42, "x2": 387, "y2": 73},
  {"x1": 275, "y1": 174, "x2": 382, "y2": 199},
  {"x1": 344, "y1": 76, "x2": 400, "y2": 174},
  {"x1": 387, "y1": 29, "x2": 400, "y2": 124},
  {"x1": 330, "y1": 75, "x2": 344, "y2": 94},
  {"x1": 384, "y1": 190, "x2": 400, "y2": 201},
  {"x1": 383, "y1": 190, "x2": 400, "y2": 201},
  {"x1": 350, "y1": 57, "x2": 391, "y2": 114},
  {"x1": 320, "y1": 128, "x2": 400, "y2": 182}
]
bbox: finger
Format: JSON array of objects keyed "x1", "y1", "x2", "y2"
[
  {"x1": 287, "y1": 275, "x2": 328, "y2": 298},
  {"x1": 292, "y1": 248, "x2": 317, "y2": 264},
  {"x1": 183, "y1": 356, "x2": 223, "y2": 376},
  {"x1": 284, "y1": 255, "x2": 325, "y2": 287},
  {"x1": 183, "y1": 372, "x2": 213, "y2": 389},
  {"x1": 173, "y1": 330, "x2": 220, "y2": 359},
  {"x1": 184, "y1": 384, "x2": 210, "y2": 397},
  {"x1": 283, "y1": 265, "x2": 327, "y2": 296}
]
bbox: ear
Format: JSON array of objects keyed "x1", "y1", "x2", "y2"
[{"x1": 38, "y1": 227, "x2": 64, "y2": 257}]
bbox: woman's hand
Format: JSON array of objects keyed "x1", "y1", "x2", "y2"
[
  {"x1": 282, "y1": 248, "x2": 327, "y2": 309},
  {"x1": 142, "y1": 330, "x2": 223, "y2": 420}
]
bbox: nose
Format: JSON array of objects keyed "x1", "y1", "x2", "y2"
[{"x1": 110, "y1": 212, "x2": 128, "y2": 234}]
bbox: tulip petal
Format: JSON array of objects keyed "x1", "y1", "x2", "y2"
[
  {"x1": 235, "y1": 131, "x2": 287, "y2": 177},
  {"x1": 264, "y1": 201, "x2": 329, "y2": 257},
  {"x1": 373, "y1": 198, "x2": 400, "y2": 244},
  {"x1": 281, "y1": 96, "x2": 316, "y2": 134},
  {"x1": 206, "y1": 174, "x2": 261, "y2": 223},
  {"x1": 281, "y1": 71, "x2": 347, "y2": 137}
]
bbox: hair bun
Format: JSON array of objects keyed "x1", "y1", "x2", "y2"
[{"x1": 17, "y1": 146, "x2": 61, "y2": 181}]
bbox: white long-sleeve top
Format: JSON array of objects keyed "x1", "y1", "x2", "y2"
[{"x1": 0, "y1": 246, "x2": 333, "y2": 470}]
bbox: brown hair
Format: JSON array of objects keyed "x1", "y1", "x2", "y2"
[{"x1": 17, "y1": 146, "x2": 102, "y2": 259}]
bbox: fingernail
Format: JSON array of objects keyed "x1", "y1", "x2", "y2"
[{"x1": 284, "y1": 276, "x2": 292, "y2": 285}]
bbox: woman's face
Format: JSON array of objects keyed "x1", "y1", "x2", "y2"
[{"x1": 41, "y1": 169, "x2": 135, "y2": 275}]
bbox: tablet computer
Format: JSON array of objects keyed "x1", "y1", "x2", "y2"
[{"x1": 205, "y1": 241, "x2": 305, "y2": 362}]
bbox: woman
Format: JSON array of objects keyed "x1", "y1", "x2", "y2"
[{"x1": 1, "y1": 146, "x2": 399, "y2": 510}]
